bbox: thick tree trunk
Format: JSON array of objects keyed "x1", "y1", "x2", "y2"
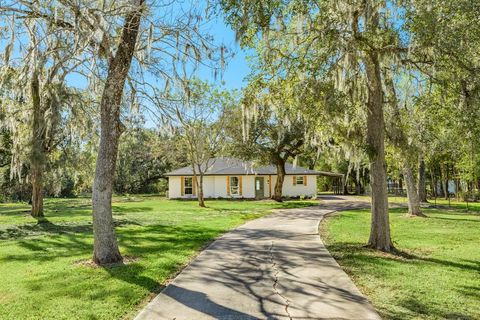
[
  {"x1": 197, "y1": 174, "x2": 205, "y2": 207},
  {"x1": 403, "y1": 164, "x2": 425, "y2": 217},
  {"x1": 30, "y1": 70, "x2": 45, "y2": 219},
  {"x1": 418, "y1": 158, "x2": 427, "y2": 202},
  {"x1": 273, "y1": 157, "x2": 286, "y2": 202},
  {"x1": 30, "y1": 166, "x2": 44, "y2": 218},
  {"x1": 364, "y1": 50, "x2": 393, "y2": 252},
  {"x1": 92, "y1": 2, "x2": 143, "y2": 265}
]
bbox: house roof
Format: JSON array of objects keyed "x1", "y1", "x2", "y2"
[{"x1": 165, "y1": 157, "x2": 344, "y2": 177}]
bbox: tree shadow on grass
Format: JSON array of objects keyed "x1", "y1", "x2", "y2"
[
  {"x1": 112, "y1": 206, "x2": 154, "y2": 214},
  {"x1": 427, "y1": 215, "x2": 480, "y2": 223},
  {"x1": 103, "y1": 262, "x2": 164, "y2": 295},
  {"x1": 457, "y1": 285, "x2": 480, "y2": 300},
  {"x1": 328, "y1": 243, "x2": 479, "y2": 320},
  {"x1": 1, "y1": 223, "x2": 222, "y2": 265},
  {"x1": 379, "y1": 296, "x2": 474, "y2": 320},
  {"x1": 0, "y1": 203, "x2": 91, "y2": 220},
  {"x1": 101, "y1": 223, "x2": 223, "y2": 296},
  {"x1": 2, "y1": 223, "x2": 227, "y2": 318},
  {"x1": 327, "y1": 242, "x2": 480, "y2": 273},
  {"x1": 431, "y1": 204, "x2": 480, "y2": 213},
  {"x1": 328, "y1": 242, "x2": 480, "y2": 272},
  {"x1": 0, "y1": 218, "x2": 141, "y2": 241},
  {"x1": 395, "y1": 297, "x2": 474, "y2": 320},
  {"x1": 0, "y1": 199, "x2": 156, "y2": 221},
  {"x1": 0, "y1": 206, "x2": 31, "y2": 216},
  {"x1": 391, "y1": 248, "x2": 480, "y2": 273}
]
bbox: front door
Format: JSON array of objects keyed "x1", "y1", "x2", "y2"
[{"x1": 255, "y1": 177, "x2": 265, "y2": 199}]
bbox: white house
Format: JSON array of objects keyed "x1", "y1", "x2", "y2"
[{"x1": 165, "y1": 157, "x2": 342, "y2": 199}]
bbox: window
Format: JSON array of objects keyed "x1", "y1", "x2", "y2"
[
  {"x1": 230, "y1": 176, "x2": 240, "y2": 195},
  {"x1": 296, "y1": 176, "x2": 304, "y2": 185},
  {"x1": 184, "y1": 177, "x2": 193, "y2": 195}
]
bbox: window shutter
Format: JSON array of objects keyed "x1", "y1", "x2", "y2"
[
  {"x1": 239, "y1": 176, "x2": 243, "y2": 196},
  {"x1": 293, "y1": 176, "x2": 297, "y2": 185},
  {"x1": 181, "y1": 176, "x2": 184, "y2": 196},
  {"x1": 304, "y1": 176, "x2": 307, "y2": 186},
  {"x1": 227, "y1": 176, "x2": 230, "y2": 196},
  {"x1": 193, "y1": 176, "x2": 197, "y2": 195}
]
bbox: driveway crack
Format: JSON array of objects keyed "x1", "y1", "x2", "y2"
[{"x1": 269, "y1": 241, "x2": 293, "y2": 320}]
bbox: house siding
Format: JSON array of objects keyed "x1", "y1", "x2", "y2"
[
  {"x1": 168, "y1": 175, "x2": 317, "y2": 199},
  {"x1": 277, "y1": 175, "x2": 317, "y2": 197},
  {"x1": 168, "y1": 176, "x2": 182, "y2": 198},
  {"x1": 203, "y1": 176, "x2": 216, "y2": 198}
]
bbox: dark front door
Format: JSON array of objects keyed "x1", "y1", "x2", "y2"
[{"x1": 255, "y1": 177, "x2": 265, "y2": 199}]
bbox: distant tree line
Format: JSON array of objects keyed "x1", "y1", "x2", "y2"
[{"x1": 0, "y1": 125, "x2": 188, "y2": 201}]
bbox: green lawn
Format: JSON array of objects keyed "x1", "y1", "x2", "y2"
[
  {"x1": 355, "y1": 195, "x2": 480, "y2": 212},
  {"x1": 322, "y1": 207, "x2": 480, "y2": 320},
  {"x1": 0, "y1": 196, "x2": 316, "y2": 319}
]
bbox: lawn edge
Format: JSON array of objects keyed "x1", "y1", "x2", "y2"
[{"x1": 319, "y1": 209, "x2": 387, "y2": 319}]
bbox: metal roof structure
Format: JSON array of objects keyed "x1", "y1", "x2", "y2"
[{"x1": 165, "y1": 157, "x2": 344, "y2": 177}]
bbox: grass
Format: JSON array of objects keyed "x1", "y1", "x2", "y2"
[
  {"x1": 0, "y1": 196, "x2": 317, "y2": 320},
  {"x1": 355, "y1": 195, "x2": 480, "y2": 212},
  {"x1": 322, "y1": 206, "x2": 480, "y2": 320}
]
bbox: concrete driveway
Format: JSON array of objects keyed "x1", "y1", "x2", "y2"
[{"x1": 134, "y1": 196, "x2": 379, "y2": 320}]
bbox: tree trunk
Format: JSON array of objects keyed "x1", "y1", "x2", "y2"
[
  {"x1": 273, "y1": 157, "x2": 286, "y2": 202},
  {"x1": 403, "y1": 164, "x2": 425, "y2": 217},
  {"x1": 418, "y1": 158, "x2": 427, "y2": 202},
  {"x1": 438, "y1": 169, "x2": 445, "y2": 198},
  {"x1": 455, "y1": 178, "x2": 460, "y2": 201},
  {"x1": 364, "y1": 49, "x2": 393, "y2": 251},
  {"x1": 197, "y1": 174, "x2": 205, "y2": 207},
  {"x1": 430, "y1": 171, "x2": 436, "y2": 197},
  {"x1": 355, "y1": 180, "x2": 362, "y2": 195},
  {"x1": 442, "y1": 164, "x2": 448, "y2": 200},
  {"x1": 444, "y1": 179, "x2": 449, "y2": 200},
  {"x1": 92, "y1": 2, "x2": 143, "y2": 265},
  {"x1": 30, "y1": 166, "x2": 44, "y2": 218},
  {"x1": 30, "y1": 70, "x2": 45, "y2": 219}
]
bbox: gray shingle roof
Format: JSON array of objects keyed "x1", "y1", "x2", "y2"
[{"x1": 165, "y1": 157, "x2": 343, "y2": 177}]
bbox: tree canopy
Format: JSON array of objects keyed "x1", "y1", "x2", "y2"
[{"x1": 0, "y1": 0, "x2": 479, "y2": 260}]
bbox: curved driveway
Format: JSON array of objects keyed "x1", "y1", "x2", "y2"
[{"x1": 135, "y1": 196, "x2": 380, "y2": 320}]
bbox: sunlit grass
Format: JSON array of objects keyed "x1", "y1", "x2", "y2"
[
  {"x1": 354, "y1": 195, "x2": 480, "y2": 212},
  {"x1": 322, "y1": 207, "x2": 480, "y2": 319},
  {"x1": 0, "y1": 196, "x2": 317, "y2": 319}
]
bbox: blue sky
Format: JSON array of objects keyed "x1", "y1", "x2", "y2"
[
  {"x1": 61, "y1": 10, "x2": 251, "y2": 103},
  {"x1": 62, "y1": 14, "x2": 252, "y2": 91},
  {"x1": 196, "y1": 16, "x2": 252, "y2": 91},
  {"x1": 0, "y1": 1, "x2": 251, "y2": 128}
]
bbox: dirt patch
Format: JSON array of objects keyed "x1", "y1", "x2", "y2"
[{"x1": 74, "y1": 255, "x2": 140, "y2": 268}]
